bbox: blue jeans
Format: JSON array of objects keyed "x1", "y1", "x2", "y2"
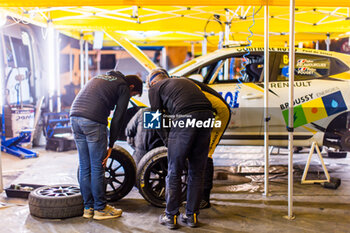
[
  {"x1": 70, "y1": 116, "x2": 107, "y2": 210},
  {"x1": 165, "y1": 111, "x2": 213, "y2": 216}
]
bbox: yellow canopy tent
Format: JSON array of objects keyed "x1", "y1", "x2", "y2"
[
  {"x1": 0, "y1": 0, "x2": 350, "y2": 7},
  {"x1": 1, "y1": 4, "x2": 350, "y2": 48}
]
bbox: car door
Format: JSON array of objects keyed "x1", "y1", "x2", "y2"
[{"x1": 185, "y1": 51, "x2": 276, "y2": 145}]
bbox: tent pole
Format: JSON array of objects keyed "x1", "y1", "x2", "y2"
[
  {"x1": 79, "y1": 33, "x2": 84, "y2": 89},
  {"x1": 84, "y1": 40, "x2": 89, "y2": 85},
  {"x1": 287, "y1": 0, "x2": 296, "y2": 220},
  {"x1": 326, "y1": 33, "x2": 330, "y2": 51},
  {"x1": 0, "y1": 29, "x2": 5, "y2": 193},
  {"x1": 202, "y1": 36, "x2": 207, "y2": 56},
  {"x1": 161, "y1": 47, "x2": 167, "y2": 70},
  {"x1": 263, "y1": 5, "x2": 270, "y2": 197},
  {"x1": 191, "y1": 42, "x2": 195, "y2": 59},
  {"x1": 56, "y1": 31, "x2": 61, "y2": 112}
]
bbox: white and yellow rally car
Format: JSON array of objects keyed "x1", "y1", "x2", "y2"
[{"x1": 133, "y1": 47, "x2": 350, "y2": 151}]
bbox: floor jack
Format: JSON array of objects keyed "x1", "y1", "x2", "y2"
[
  {"x1": 1, "y1": 131, "x2": 38, "y2": 159},
  {"x1": 301, "y1": 142, "x2": 341, "y2": 189}
]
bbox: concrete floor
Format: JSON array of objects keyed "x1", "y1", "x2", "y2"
[{"x1": 1, "y1": 144, "x2": 350, "y2": 233}]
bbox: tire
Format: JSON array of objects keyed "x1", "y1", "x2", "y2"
[
  {"x1": 105, "y1": 145, "x2": 136, "y2": 201},
  {"x1": 323, "y1": 112, "x2": 350, "y2": 151},
  {"x1": 28, "y1": 184, "x2": 83, "y2": 219},
  {"x1": 77, "y1": 145, "x2": 136, "y2": 202},
  {"x1": 137, "y1": 147, "x2": 188, "y2": 208}
]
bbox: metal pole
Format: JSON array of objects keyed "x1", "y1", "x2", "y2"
[
  {"x1": 69, "y1": 46, "x2": 73, "y2": 82},
  {"x1": 56, "y1": 31, "x2": 61, "y2": 112},
  {"x1": 263, "y1": 5, "x2": 270, "y2": 197},
  {"x1": 97, "y1": 50, "x2": 101, "y2": 74},
  {"x1": 84, "y1": 40, "x2": 89, "y2": 85},
  {"x1": 202, "y1": 36, "x2": 207, "y2": 56},
  {"x1": 287, "y1": 0, "x2": 296, "y2": 220},
  {"x1": 202, "y1": 36, "x2": 208, "y2": 77},
  {"x1": 191, "y1": 42, "x2": 195, "y2": 58},
  {"x1": 0, "y1": 29, "x2": 5, "y2": 193},
  {"x1": 326, "y1": 33, "x2": 330, "y2": 51},
  {"x1": 316, "y1": 40, "x2": 319, "y2": 50},
  {"x1": 79, "y1": 34, "x2": 84, "y2": 89},
  {"x1": 161, "y1": 47, "x2": 167, "y2": 70},
  {"x1": 224, "y1": 22, "x2": 230, "y2": 80},
  {"x1": 218, "y1": 31, "x2": 224, "y2": 49},
  {"x1": 47, "y1": 24, "x2": 55, "y2": 112}
]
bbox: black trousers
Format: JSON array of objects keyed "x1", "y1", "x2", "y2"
[
  {"x1": 203, "y1": 157, "x2": 214, "y2": 202},
  {"x1": 165, "y1": 111, "x2": 213, "y2": 216}
]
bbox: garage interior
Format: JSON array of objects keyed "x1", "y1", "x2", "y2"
[{"x1": 1, "y1": 0, "x2": 350, "y2": 232}]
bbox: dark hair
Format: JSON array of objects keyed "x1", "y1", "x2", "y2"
[
  {"x1": 125, "y1": 75, "x2": 143, "y2": 96},
  {"x1": 106, "y1": 70, "x2": 125, "y2": 78}
]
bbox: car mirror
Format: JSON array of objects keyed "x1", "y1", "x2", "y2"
[{"x1": 188, "y1": 74, "x2": 204, "y2": 82}]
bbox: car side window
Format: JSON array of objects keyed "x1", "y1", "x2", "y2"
[
  {"x1": 198, "y1": 55, "x2": 264, "y2": 84},
  {"x1": 4, "y1": 36, "x2": 16, "y2": 68},
  {"x1": 11, "y1": 37, "x2": 31, "y2": 69},
  {"x1": 276, "y1": 53, "x2": 331, "y2": 81}
]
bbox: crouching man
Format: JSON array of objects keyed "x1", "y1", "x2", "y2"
[
  {"x1": 147, "y1": 68, "x2": 214, "y2": 229},
  {"x1": 125, "y1": 107, "x2": 164, "y2": 165},
  {"x1": 70, "y1": 71, "x2": 142, "y2": 220}
]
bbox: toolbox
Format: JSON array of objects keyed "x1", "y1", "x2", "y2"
[{"x1": 5, "y1": 183, "x2": 44, "y2": 198}]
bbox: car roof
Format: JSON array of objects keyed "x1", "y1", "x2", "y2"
[{"x1": 170, "y1": 47, "x2": 350, "y2": 76}]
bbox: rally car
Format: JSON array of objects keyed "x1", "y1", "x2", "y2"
[{"x1": 132, "y1": 47, "x2": 350, "y2": 151}]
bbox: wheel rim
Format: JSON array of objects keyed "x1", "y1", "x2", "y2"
[
  {"x1": 340, "y1": 130, "x2": 350, "y2": 151},
  {"x1": 144, "y1": 155, "x2": 188, "y2": 203},
  {"x1": 105, "y1": 155, "x2": 126, "y2": 195},
  {"x1": 39, "y1": 185, "x2": 80, "y2": 197}
]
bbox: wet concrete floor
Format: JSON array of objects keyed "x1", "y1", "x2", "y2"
[{"x1": 1, "y1": 144, "x2": 350, "y2": 233}]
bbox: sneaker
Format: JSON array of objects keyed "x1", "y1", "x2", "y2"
[
  {"x1": 180, "y1": 213, "x2": 199, "y2": 228},
  {"x1": 159, "y1": 213, "x2": 178, "y2": 229},
  {"x1": 93, "y1": 205, "x2": 122, "y2": 220},
  {"x1": 83, "y1": 207, "x2": 94, "y2": 219},
  {"x1": 199, "y1": 200, "x2": 211, "y2": 209}
]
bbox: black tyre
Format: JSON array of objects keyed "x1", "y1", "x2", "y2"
[
  {"x1": 323, "y1": 112, "x2": 350, "y2": 151},
  {"x1": 137, "y1": 147, "x2": 188, "y2": 208},
  {"x1": 28, "y1": 184, "x2": 83, "y2": 219},
  {"x1": 77, "y1": 145, "x2": 136, "y2": 202},
  {"x1": 105, "y1": 145, "x2": 136, "y2": 201}
]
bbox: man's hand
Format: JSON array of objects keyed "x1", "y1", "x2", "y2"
[{"x1": 102, "y1": 148, "x2": 113, "y2": 168}]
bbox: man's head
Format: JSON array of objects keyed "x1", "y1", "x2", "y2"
[
  {"x1": 106, "y1": 70, "x2": 143, "y2": 97},
  {"x1": 146, "y1": 68, "x2": 170, "y2": 88},
  {"x1": 124, "y1": 75, "x2": 143, "y2": 97}
]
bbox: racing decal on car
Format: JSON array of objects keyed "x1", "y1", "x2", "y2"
[
  {"x1": 296, "y1": 59, "x2": 328, "y2": 68},
  {"x1": 270, "y1": 81, "x2": 311, "y2": 89},
  {"x1": 280, "y1": 93, "x2": 314, "y2": 110},
  {"x1": 282, "y1": 91, "x2": 347, "y2": 128},
  {"x1": 218, "y1": 91, "x2": 239, "y2": 108}
]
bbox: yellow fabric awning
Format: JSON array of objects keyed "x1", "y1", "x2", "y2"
[
  {"x1": 0, "y1": 0, "x2": 350, "y2": 7},
  {"x1": 1, "y1": 5, "x2": 350, "y2": 48}
]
